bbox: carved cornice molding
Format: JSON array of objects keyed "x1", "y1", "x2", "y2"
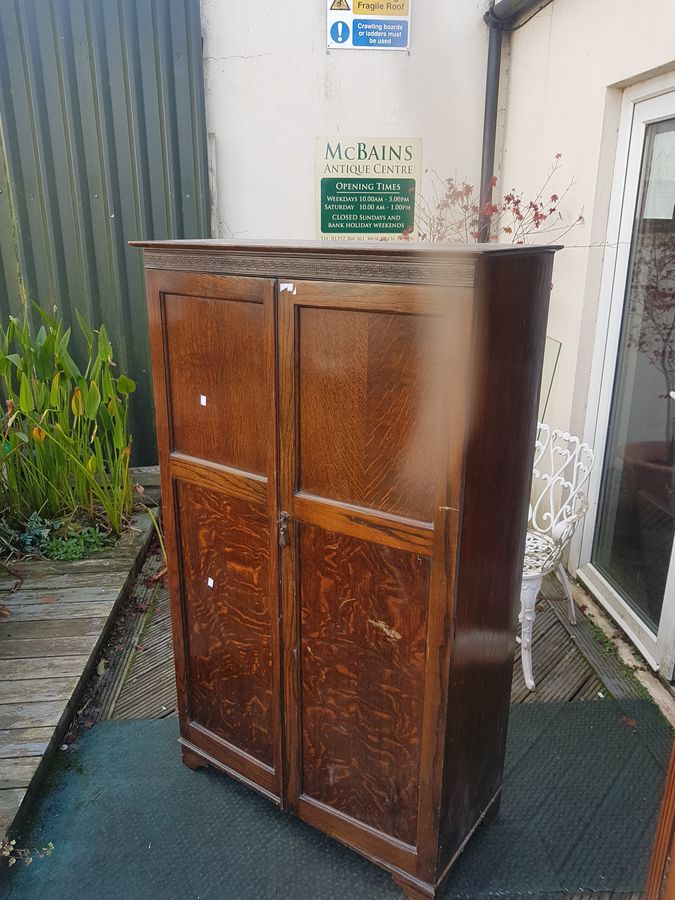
[{"x1": 142, "y1": 251, "x2": 475, "y2": 287}]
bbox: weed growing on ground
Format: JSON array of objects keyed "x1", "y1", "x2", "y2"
[
  {"x1": 588, "y1": 619, "x2": 652, "y2": 700},
  {"x1": 0, "y1": 511, "x2": 111, "y2": 561},
  {"x1": 1, "y1": 837, "x2": 54, "y2": 867}
]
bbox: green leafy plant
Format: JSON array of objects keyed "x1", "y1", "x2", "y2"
[
  {"x1": 46, "y1": 525, "x2": 109, "y2": 560},
  {"x1": 0, "y1": 307, "x2": 136, "y2": 535},
  {"x1": 0, "y1": 512, "x2": 110, "y2": 561},
  {"x1": 145, "y1": 505, "x2": 166, "y2": 563},
  {"x1": 16, "y1": 511, "x2": 55, "y2": 556}
]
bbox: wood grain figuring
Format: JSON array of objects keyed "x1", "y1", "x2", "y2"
[
  {"x1": 176, "y1": 480, "x2": 275, "y2": 767},
  {"x1": 169, "y1": 452, "x2": 267, "y2": 506},
  {"x1": 298, "y1": 302, "x2": 443, "y2": 522},
  {"x1": 293, "y1": 493, "x2": 433, "y2": 556},
  {"x1": 164, "y1": 293, "x2": 266, "y2": 473},
  {"x1": 298, "y1": 524, "x2": 429, "y2": 846}
]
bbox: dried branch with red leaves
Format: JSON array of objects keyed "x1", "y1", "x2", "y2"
[{"x1": 418, "y1": 155, "x2": 584, "y2": 245}]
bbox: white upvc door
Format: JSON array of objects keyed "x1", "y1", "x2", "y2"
[{"x1": 576, "y1": 76, "x2": 675, "y2": 677}]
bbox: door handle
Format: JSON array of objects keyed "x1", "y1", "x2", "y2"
[{"x1": 278, "y1": 511, "x2": 290, "y2": 548}]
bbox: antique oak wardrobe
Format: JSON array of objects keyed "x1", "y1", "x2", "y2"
[{"x1": 133, "y1": 239, "x2": 557, "y2": 898}]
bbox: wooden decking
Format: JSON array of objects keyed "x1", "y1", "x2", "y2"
[
  {"x1": 0, "y1": 514, "x2": 152, "y2": 837},
  {"x1": 1, "y1": 532, "x2": 658, "y2": 900},
  {"x1": 517, "y1": 575, "x2": 645, "y2": 702},
  {"x1": 97, "y1": 543, "x2": 177, "y2": 721},
  {"x1": 93, "y1": 563, "x2": 644, "y2": 727}
]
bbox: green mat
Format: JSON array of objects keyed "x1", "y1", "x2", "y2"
[{"x1": 1, "y1": 699, "x2": 671, "y2": 899}]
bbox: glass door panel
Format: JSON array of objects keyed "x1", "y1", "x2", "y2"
[
  {"x1": 592, "y1": 117, "x2": 675, "y2": 633},
  {"x1": 539, "y1": 336, "x2": 561, "y2": 422}
]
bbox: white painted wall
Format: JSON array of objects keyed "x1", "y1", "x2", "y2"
[
  {"x1": 496, "y1": 0, "x2": 675, "y2": 435},
  {"x1": 200, "y1": 0, "x2": 675, "y2": 442},
  {"x1": 200, "y1": 0, "x2": 489, "y2": 241}
]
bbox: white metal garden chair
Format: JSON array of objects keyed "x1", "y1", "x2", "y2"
[{"x1": 519, "y1": 423, "x2": 595, "y2": 690}]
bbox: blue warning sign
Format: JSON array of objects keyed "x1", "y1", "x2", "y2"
[
  {"x1": 352, "y1": 19, "x2": 408, "y2": 48},
  {"x1": 330, "y1": 21, "x2": 351, "y2": 43},
  {"x1": 327, "y1": 0, "x2": 412, "y2": 50}
]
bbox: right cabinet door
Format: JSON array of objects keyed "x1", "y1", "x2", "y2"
[{"x1": 278, "y1": 279, "x2": 470, "y2": 873}]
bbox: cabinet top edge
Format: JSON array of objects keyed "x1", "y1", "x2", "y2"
[{"x1": 129, "y1": 238, "x2": 561, "y2": 257}]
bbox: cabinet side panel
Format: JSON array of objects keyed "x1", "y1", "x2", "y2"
[
  {"x1": 438, "y1": 251, "x2": 555, "y2": 871},
  {"x1": 176, "y1": 480, "x2": 275, "y2": 767},
  {"x1": 144, "y1": 270, "x2": 191, "y2": 726},
  {"x1": 298, "y1": 524, "x2": 429, "y2": 846}
]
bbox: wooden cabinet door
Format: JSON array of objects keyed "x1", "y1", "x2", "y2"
[
  {"x1": 146, "y1": 270, "x2": 282, "y2": 801},
  {"x1": 278, "y1": 279, "x2": 471, "y2": 874}
]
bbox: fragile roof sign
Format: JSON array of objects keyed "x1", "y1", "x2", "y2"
[{"x1": 327, "y1": 0, "x2": 411, "y2": 51}]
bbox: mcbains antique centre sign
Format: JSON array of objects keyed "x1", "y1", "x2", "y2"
[{"x1": 316, "y1": 137, "x2": 421, "y2": 241}]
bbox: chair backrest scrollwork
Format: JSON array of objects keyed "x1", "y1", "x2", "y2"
[{"x1": 529, "y1": 423, "x2": 595, "y2": 549}]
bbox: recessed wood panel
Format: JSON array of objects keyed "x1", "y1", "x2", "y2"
[
  {"x1": 164, "y1": 293, "x2": 266, "y2": 473},
  {"x1": 298, "y1": 524, "x2": 429, "y2": 846},
  {"x1": 176, "y1": 480, "x2": 275, "y2": 767},
  {"x1": 297, "y1": 306, "x2": 442, "y2": 522}
]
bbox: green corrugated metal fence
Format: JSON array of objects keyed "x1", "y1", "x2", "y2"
[{"x1": 0, "y1": 0, "x2": 210, "y2": 464}]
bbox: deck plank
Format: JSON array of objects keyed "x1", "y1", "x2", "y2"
[
  {"x1": 0, "y1": 656, "x2": 90, "y2": 681},
  {"x1": 574, "y1": 678, "x2": 607, "y2": 701},
  {"x1": 0, "y1": 618, "x2": 109, "y2": 641},
  {"x1": 10, "y1": 553, "x2": 143, "y2": 579},
  {"x1": 5, "y1": 602, "x2": 116, "y2": 622},
  {"x1": 542, "y1": 652, "x2": 595, "y2": 702},
  {"x1": 547, "y1": 598, "x2": 643, "y2": 699},
  {"x1": 106, "y1": 574, "x2": 178, "y2": 721},
  {"x1": 0, "y1": 700, "x2": 68, "y2": 730},
  {"x1": 2, "y1": 587, "x2": 121, "y2": 605},
  {"x1": 1, "y1": 757, "x2": 42, "y2": 790},
  {"x1": 0, "y1": 677, "x2": 81, "y2": 704},
  {"x1": 0, "y1": 636, "x2": 99, "y2": 659},
  {"x1": 0, "y1": 727, "x2": 54, "y2": 758},
  {"x1": 0, "y1": 572, "x2": 134, "y2": 592},
  {"x1": 511, "y1": 598, "x2": 616, "y2": 705},
  {"x1": 0, "y1": 788, "x2": 26, "y2": 833}
]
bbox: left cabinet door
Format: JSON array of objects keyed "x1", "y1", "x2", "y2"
[{"x1": 146, "y1": 269, "x2": 282, "y2": 802}]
